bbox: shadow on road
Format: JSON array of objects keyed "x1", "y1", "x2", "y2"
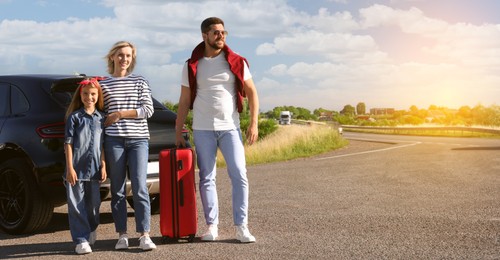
[
  {"x1": 0, "y1": 239, "x2": 152, "y2": 258},
  {"x1": 0, "y1": 212, "x2": 134, "y2": 238},
  {"x1": 0, "y1": 241, "x2": 75, "y2": 258}
]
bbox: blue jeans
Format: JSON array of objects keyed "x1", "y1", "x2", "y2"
[
  {"x1": 65, "y1": 180, "x2": 101, "y2": 244},
  {"x1": 194, "y1": 129, "x2": 249, "y2": 226},
  {"x1": 105, "y1": 136, "x2": 151, "y2": 233}
]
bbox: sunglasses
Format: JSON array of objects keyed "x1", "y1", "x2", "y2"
[{"x1": 208, "y1": 30, "x2": 228, "y2": 37}]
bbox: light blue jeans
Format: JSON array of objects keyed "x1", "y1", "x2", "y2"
[
  {"x1": 194, "y1": 129, "x2": 249, "y2": 226},
  {"x1": 105, "y1": 136, "x2": 151, "y2": 233},
  {"x1": 65, "y1": 180, "x2": 101, "y2": 244}
]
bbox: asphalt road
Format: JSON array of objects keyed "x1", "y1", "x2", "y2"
[{"x1": 1, "y1": 132, "x2": 499, "y2": 259}]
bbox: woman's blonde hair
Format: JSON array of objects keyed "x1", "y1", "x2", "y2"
[
  {"x1": 105, "y1": 41, "x2": 137, "y2": 75},
  {"x1": 65, "y1": 79, "x2": 104, "y2": 121}
]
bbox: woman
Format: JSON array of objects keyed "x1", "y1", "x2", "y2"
[{"x1": 100, "y1": 41, "x2": 156, "y2": 251}]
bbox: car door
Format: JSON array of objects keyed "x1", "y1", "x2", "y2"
[
  {"x1": 0, "y1": 82, "x2": 9, "y2": 133},
  {"x1": 147, "y1": 98, "x2": 179, "y2": 161}
]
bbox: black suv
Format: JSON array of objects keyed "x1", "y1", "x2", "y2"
[{"x1": 0, "y1": 74, "x2": 188, "y2": 235}]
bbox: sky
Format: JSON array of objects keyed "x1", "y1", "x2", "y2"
[{"x1": 1, "y1": 0, "x2": 499, "y2": 112}]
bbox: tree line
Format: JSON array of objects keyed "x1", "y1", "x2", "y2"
[
  {"x1": 263, "y1": 103, "x2": 500, "y2": 127},
  {"x1": 164, "y1": 101, "x2": 500, "y2": 129}
]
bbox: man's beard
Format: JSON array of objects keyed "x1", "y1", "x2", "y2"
[{"x1": 208, "y1": 39, "x2": 224, "y2": 50}]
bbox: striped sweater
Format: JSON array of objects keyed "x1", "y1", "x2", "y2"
[{"x1": 100, "y1": 74, "x2": 154, "y2": 138}]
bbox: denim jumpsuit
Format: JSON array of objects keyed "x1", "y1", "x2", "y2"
[{"x1": 64, "y1": 108, "x2": 105, "y2": 245}]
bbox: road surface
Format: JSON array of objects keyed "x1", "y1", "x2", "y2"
[{"x1": 1, "y1": 132, "x2": 499, "y2": 259}]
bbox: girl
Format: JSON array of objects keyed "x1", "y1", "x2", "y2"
[{"x1": 64, "y1": 77, "x2": 107, "y2": 254}]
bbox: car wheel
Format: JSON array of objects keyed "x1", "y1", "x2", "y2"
[
  {"x1": 126, "y1": 194, "x2": 160, "y2": 215},
  {"x1": 0, "y1": 158, "x2": 54, "y2": 234}
]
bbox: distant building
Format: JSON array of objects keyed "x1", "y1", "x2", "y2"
[
  {"x1": 370, "y1": 108, "x2": 395, "y2": 115},
  {"x1": 319, "y1": 111, "x2": 334, "y2": 121}
]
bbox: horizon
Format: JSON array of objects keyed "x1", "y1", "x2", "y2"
[{"x1": 259, "y1": 102, "x2": 495, "y2": 114}]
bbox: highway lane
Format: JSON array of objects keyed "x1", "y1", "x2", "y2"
[
  {"x1": 1, "y1": 132, "x2": 499, "y2": 259},
  {"x1": 320, "y1": 131, "x2": 500, "y2": 160}
]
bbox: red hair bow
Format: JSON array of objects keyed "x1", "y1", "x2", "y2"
[
  {"x1": 79, "y1": 76, "x2": 106, "y2": 86},
  {"x1": 78, "y1": 77, "x2": 106, "y2": 94}
]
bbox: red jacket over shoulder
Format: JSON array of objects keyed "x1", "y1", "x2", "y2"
[{"x1": 187, "y1": 42, "x2": 248, "y2": 113}]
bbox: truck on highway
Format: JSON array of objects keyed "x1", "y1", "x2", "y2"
[{"x1": 279, "y1": 111, "x2": 292, "y2": 125}]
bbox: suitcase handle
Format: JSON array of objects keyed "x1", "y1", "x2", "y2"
[
  {"x1": 177, "y1": 159, "x2": 184, "y2": 206},
  {"x1": 178, "y1": 160, "x2": 183, "y2": 170},
  {"x1": 179, "y1": 180, "x2": 184, "y2": 206}
]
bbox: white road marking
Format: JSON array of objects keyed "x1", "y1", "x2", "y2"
[
  {"x1": 315, "y1": 141, "x2": 421, "y2": 160},
  {"x1": 317, "y1": 135, "x2": 487, "y2": 161}
]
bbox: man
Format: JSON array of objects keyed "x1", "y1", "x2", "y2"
[{"x1": 175, "y1": 17, "x2": 259, "y2": 243}]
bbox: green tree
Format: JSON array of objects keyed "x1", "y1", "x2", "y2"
[
  {"x1": 457, "y1": 106, "x2": 472, "y2": 118},
  {"x1": 340, "y1": 104, "x2": 356, "y2": 116},
  {"x1": 409, "y1": 105, "x2": 419, "y2": 115},
  {"x1": 313, "y1": 108, "x2": 326, "y2": 117},
  {"x1": 333, "y1": 114, "x2": 357, "y2": 125},
  {"x1": 483, "y1": 105, "x2": 500, "y2": 126},
  {"x1": 471, "y1": 104, "x2": 486, "y2": 125},
  {"x1": 400, "y1": 115, "x2": 424, "y2": 125},
  {"x1": 356, "y1": 102, "x2": 366, "y2": 115},
  {"x1": 163, "y1": 101, "x2": 178, "y2": 112}
]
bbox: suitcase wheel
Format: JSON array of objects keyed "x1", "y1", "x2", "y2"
[
  {"x1": 162, "y1": 236, "x2": 177, "y2": 244},
  {"x1": 161, "y1": 235, "x2": 195, "y2": 243}
]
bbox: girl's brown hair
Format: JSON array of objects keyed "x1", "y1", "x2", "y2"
[{"x1": 65, "y1": 78, "x2": 104, "y2": 121}]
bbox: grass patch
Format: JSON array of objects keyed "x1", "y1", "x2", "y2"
[{"x1": 216, "y1": 124, "x2": 348, "y2": 167}]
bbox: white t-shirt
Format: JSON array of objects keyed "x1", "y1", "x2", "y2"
[{"x1": 181, "y1": 52, "x2": 252, "y2": 131}]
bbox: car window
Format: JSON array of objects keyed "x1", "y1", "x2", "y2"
[
  {"x1": 152, "y1": 98, "x2": 167, "y2": 110},
  {"x1": 51, "y1": 91, "x2": 73, "y2": 108},
  {"x1": 50, "y1": 77, "x2": 81, "y2": 109},
  {"x1": 11, "y1": 85, "x2": 29, "y2": 114},
  {"x1": 0, "y1": 83, "x2": 8, "y2": 116}
]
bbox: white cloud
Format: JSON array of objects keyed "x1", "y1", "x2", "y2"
[
  {"x1": 359, "y1": 4, "x2": 449, "y2": 36},
  {"x1": 268, "y1": 64, "x2": 288, "y2": 76},
  {"x1": 266, "y1": 31, "x2": 378, "y2": 57},
  {"x1": 256, "y1": 42, "x2": 277, "y2": 55},
  {"x1": 142, "y1": 62, "x2": 184, "y2": 102},
  {"x1": 424, "y1": 23, "x2": 500, "y2": 68},
  {"x1": 306, "y1": 8, "x2": 360, "y2": 33},
  {"x1": 0, "y1": 1, "x2": 499, "y2": 111},
  {"x1": 357, "y1": 5, "x2": 500, "y2": 70}
]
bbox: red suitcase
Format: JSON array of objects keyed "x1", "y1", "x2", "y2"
[{"x1": 159, "y1": 148, "x2": 197, "y2": 243}]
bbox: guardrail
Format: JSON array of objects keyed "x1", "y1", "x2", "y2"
[
  {"x1": 291, "y1": 119, "x2": 326, "y2": 125},
  {"x1": 341, "y1": 125, "x2": 500, "y2": 136}
]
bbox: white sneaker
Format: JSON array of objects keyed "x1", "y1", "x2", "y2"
[
  {"x1": 89, "y1": 231, "x2": 96, "y2": 246},
  {"x1": 200, "y1": 224, "x2": 218, "y2": 241},
  {"x1": 115, "y1": 234, "x2": 129, "y2": 250},
  {"x1": 139, "y1": 235, "x2": 157, "y2": 251},
  {"x1": 75, "y1": 242, "x2": 92, "y2": 254},
  {"x1": 236, "y1": 225, "x2": 256, "y2": 243}
]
